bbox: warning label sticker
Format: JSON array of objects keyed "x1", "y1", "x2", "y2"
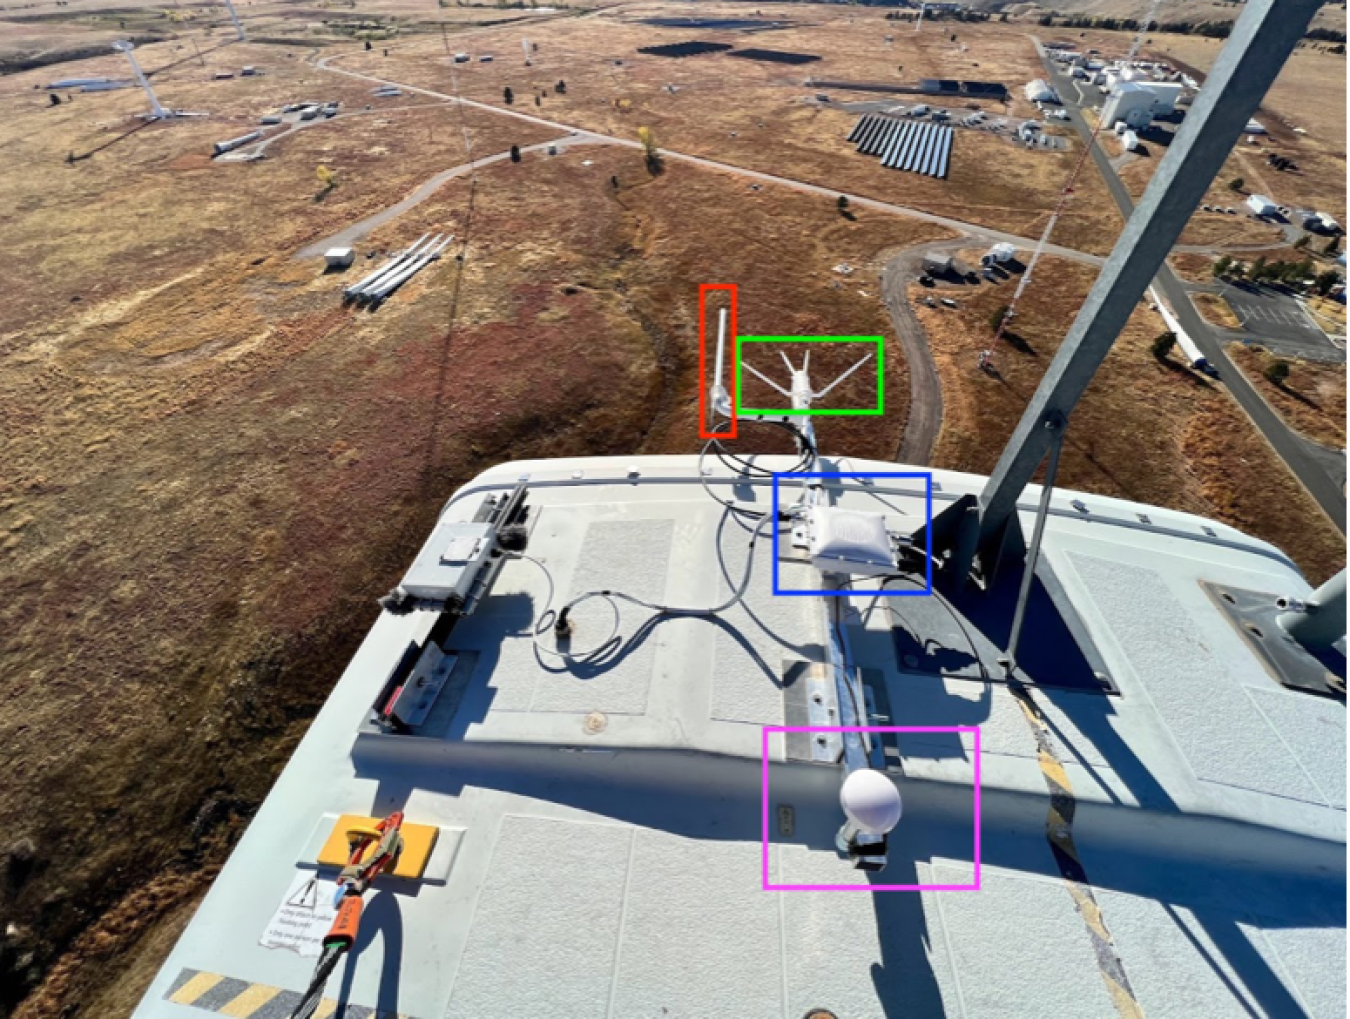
[{"x1": 260, "y1": 871, "x2": 339, "y2": 957}]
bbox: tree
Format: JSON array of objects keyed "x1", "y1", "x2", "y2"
[
  {"x1": 510, "y1": 144, "x2": 521, "y2": 163},
  {"x1": 1249, "y1": 255, "x2": 1267, "y2": 281},
  {"x1": 315, "y1": 165, "x2": 338, "y2": 199},
  {"x1": 1293, "y1": 233, "x2": 1310, "y2": 251},
  {"x1": 1151, "y1": 331, "x2": 1176, "y2": 360},
  {"x1": 1263, "y1": 359, "x2": 1290, "y2": 386},
  {"x1": 836, "y1": 194, "x2": 850, "y2": 214},
  {"x1": 555, "y1": 79, "x2": 567, "y2": 94},
  {"x1": 1322, "y1": 234, "x2": 1341, "y2": 256},
  {"x1": 503, "y1": 86, "x2": 514, "y2": 104},
  {"x1": 364, "y1": 39, "x2": 372, "y2": 50},
  {"x1": 1313, "y1": 269, "x2": 1340, "y2": 296},
  {"x1": 1227, "y1": 176, "x2": 1244, "y2": 192},
  {"x1": 1212, "y1": 254, "x2": 1233, "y2": 278},
  {"x1": 638, "y1": 125, "x2": 661, "y2": 174},
  {"x1": 49, "y1": 93, "x2": 60, "y2": 107},
  {"x1": 989, "y1": 304, "x2": 1010, "y2": 333},
  {"x1": 534, "y1": 96, "x2": 541, "y2": 106}
]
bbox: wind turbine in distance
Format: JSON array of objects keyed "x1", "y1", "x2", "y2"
[
  {"x1": 223, "y1": 0, "x2": 246, "y2": 41},
  {"x1": 112, "y1": 40, "x2": 169, "y2": 120}
]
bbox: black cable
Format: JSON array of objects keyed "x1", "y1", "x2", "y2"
[
  {"x1": 880, "y1": 574, "x2": 991, "y2": 683},
  {"x1": 529, "y1": 414, "x2": 819, "y2": 662}
]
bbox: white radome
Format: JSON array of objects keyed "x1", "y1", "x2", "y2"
[{"x1": 839, "y1": 768, "x2": 903, "y2": 834}]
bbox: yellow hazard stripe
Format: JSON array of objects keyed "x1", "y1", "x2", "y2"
[
  {"x1": 219, "y1": 984, "x2": 280, "y2": 1017},
  {"x1": 164, "y1": 968, "x2": 417, "y2": 1019},
  {"x1": 169, "y1": 972, "x2": 224, "y2": 1006},
  {"x1": 1011, "y1": 688, "x2": 1147, "y2": 1019}
]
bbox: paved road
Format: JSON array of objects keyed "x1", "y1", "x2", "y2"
[
  {"x1": 295, "y1": 136, "x2": 578, "y2": 258},
  {"x1": 313, "y1": 52, "x2": 1108, "y2": 267},
  {"x1": 1215, "y1": 284, "x2": 1342, "y2": 360},
  {"x1": 1036, "y1": 38, "x2": 1347, "y2": 533},
  {"x1": 880, "y1": 243, "x2": 960, "y2": 465}
]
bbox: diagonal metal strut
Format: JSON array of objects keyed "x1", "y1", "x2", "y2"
[{"x1": 971, "y1": 0, "x2": 1323, "y2": 558}]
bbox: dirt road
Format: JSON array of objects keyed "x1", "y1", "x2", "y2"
[{"x1": 882, "y1": 243, "x2": 956, "y2": 466}]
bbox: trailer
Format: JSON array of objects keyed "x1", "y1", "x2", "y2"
[
  {"x1": 980, "y1": 243, "x2": 1016, "y2": 267},
  {"x1": 1150, "y1": 287, "x2": 1209, "y2": 371},
  {"x1": 325, "y1": 247, "x2": 355, "y2": 269},
  {"x1": 1246, "y1": 194, "x2": 1278, "y2": 217},
  {"x1": 212, "y1": 131, "x2": 262, "y2": 156}
]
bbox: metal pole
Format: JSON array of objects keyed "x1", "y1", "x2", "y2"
[
  {"x1": 223, "y1": 0, "x2": 246, "y2": 41},
  {"x1": 1277, "y1": 569, "x2": 1347, "y2": 652},
  {"x1": 975, "y1": 0, "x2": 1323, "y2": 548},
  {"x1": 1002, "y1": 416, "x2": 1065, "y2": 676},
  {"x1": 711, "y1": 307, "x2": 729, "y2": 426},
  {"x1": 113, "y1": 42, "x2": 168, "y2": 120}
]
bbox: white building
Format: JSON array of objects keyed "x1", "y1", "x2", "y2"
[
  {"x1": 324, "y1": 247, "x2": 355, "y2": 268},
  {"x1": 1315, "y1": 211, "x2": 1342, "y2": 233},
  {"x1": 922, "y1": 251, "x2": 954, "y2": 274},
  {"x1": 1120, "y1": 129, "x2": 1140, "y2": 153},
  {"x1": 1246, "y1": 194, "x2": 1278, "y2": 217},
  {"x1": 980, "y1": 242, "x2": 1017, "y2": 266},
  {"x1": 1100, "y1": 82, "x2": 1155, "y2": 131},
  {"x1": 1142, "y1": 81, "x2": 1185, "y2": 115},
  {"x1": 1024, "y1": 78, "x2": 1057, "y2": 103}
]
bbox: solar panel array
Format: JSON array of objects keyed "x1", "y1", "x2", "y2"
[{"x1": 846, "y1": 115, "x2": 953, "y2": 178}]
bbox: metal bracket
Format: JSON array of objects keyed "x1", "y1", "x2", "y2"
[{"x1": 1202, "y1": 582, "x2": 1345, "y2": 699}]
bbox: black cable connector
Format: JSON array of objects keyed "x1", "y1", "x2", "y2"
[{"x1": 554, "y1": 607, "x2": 572, "y2": 638}]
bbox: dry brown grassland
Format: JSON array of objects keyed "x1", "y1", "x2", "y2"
[
  {"x1": 1227, "y1": 343, "x2": 1348, "y2": 451},
  {"x1": 335, "y1": 3, "x2": 1127, "y2": 254},
  {"x1": 1190, "y1": 291, "x2": 1241, "y2": 329}
]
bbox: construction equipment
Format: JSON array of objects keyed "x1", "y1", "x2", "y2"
[{"x1": 288, "y1": 812, "x2": 405, "y2": 1019}]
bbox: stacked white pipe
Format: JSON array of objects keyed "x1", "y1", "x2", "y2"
[
  {"x1": 360, "y1": 235, "x2": 454, "y2": 307},
  {"x1": 342, "y1": 234, "x2": 437, "y2": 303}
]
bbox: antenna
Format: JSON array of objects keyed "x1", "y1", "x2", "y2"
[
  {"x1": 708, "y1": 307, "x2": 733, "y2": 424},
  {"x1": 222, "y1": 0, "x2": 246, "y2": 41},
  {"x1": 739, "y1": 344, "x2": 873, "y2": 456},
  {"x1": 112, "y1": 41, "x2": 168, "y2": 120},
  {"x1": 914, "y1": 2, "x2": 924, "y2": 32}
]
